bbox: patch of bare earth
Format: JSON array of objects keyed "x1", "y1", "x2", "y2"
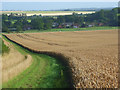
[
  {"x1": 2, "y1": 38, "x2": 32, "y2": 83},
  {"x1": 5, "y1": 30, "x2": 118, "y2": 88}
]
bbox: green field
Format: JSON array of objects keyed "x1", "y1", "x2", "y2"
[
  {"x1": 2, "y1": 36, "x2": 72, "y2": 88},
  {"x1": 23, "y1": 26, "x2": 118, "y2": 33}
]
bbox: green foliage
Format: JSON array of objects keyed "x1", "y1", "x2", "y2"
[
  {"x1": 2, "y1": 36, "x2": 71, "y2": 88},
  {"x1": 31, "y1": 18, "x2": 44, "y2": 30},
  {"x1": 2, "y1": 40, "x2": 10, "y2": 55},
  {"x1": 57, "y1": 16, "x2": 65, "y2": 24},
  {"x1": 85, "y1": 8, "x2": 119, "y2": 26},
  {"x1": 14, "y1": 20, "x2": 23, "y2": 28},
  {"x1": 16, "y1": 25, "x2": 23, "y2": 33},
  {"x1": 2, "y1": 14, "x2": 8, "y2": 21},
  {"x1": 2, "y1": 7, "x2": 119, "y2": 33},
  {"x1": 2, "y1": 23, "x2": 10, "y2": 33},
  {"x1": 43, "y1": 18, "x2": 53, "y2": 29}
]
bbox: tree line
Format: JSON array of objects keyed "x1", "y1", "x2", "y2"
[{"x1": 2, "y1": 7, "x2": 119, "y2": 33}]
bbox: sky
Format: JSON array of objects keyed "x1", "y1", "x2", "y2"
[
  {"x1": 1, "y1": 0, "x2": 119, "y2": 11},
  {"x1": 2, "y1": 0, "x2": 120, "y2": 2},
  {"x1": 2, "y1": 2, "x2": 118, "y2": 11}
]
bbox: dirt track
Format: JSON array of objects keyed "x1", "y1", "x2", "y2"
[{"x1": 5, "y1": 30, "x2": 118, "y2": 88}]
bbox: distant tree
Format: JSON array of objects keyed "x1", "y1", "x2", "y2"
[
  {"x1": 22, "y1": 18, "x2": 28, "y2": 25},
  {"x1": 99, "y1": 9, "x2": 105, "y2": 19},
  {"x1": 74, "y1": 16, "x2": 84, "y2": 25},
  {"x1": 2, "y1": 24, "x2": 10, "y2": 33},
  {"x1": 16, "y1": 25, "x2": 23, "y2": 33},
  {"x1": 84, "y1": 8, "x2": 119, "y2": 26},
  {"x1": 64, "y1": 15, "x2": 75, "y2": 23},
  {"x1": 2, "y1": 14, "x2": 8, "y2": 21},
  {"x1": 43, "y1": 18, "x2": 53, "y2": 29},
  {"x1": 4, "y1": 21, "x2": 12, "y2": 28},
  {"x1": 57, "y1": 16, "x2": 65, "y2": 24},
  {"x1": 72, "y1": 12, "x2": 78, "y2": 16},
  {"x1": 14, "y1": 20, "x2": 23, "y2": 28},
  {"x1": 31, "y1": 18, "x2": 44, "y2": 30},
  {"x1": 8, "y1": 13, "x2": 14, "y2": 21}
]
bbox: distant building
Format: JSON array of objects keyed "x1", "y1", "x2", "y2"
[
  {"x1": 7, "y1": 13, "x2": 27, "y2": 17},
  {"x1": 52, "y1": 23, "x2": 59, "y2": 28},
  {"x1": 88, "y1": 25, "x2": 93, "y2": 27},
  {"x1": 98, "y1": 23, "x2": 104, "y2": 26},
  {"x1": 73, "y1": 24, "x2": 79, "y2": 28},
  {"x1": 73, "y1": 26, "x2": 78, "y2": 28},
  {"x1": 58, "y1": 25, "x2": 63, "y2": 28},
  {"x1": 65, "y1": 23, "x2": 73, "y2": 28}
]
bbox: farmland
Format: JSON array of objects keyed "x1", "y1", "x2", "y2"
[
  {"x1": 2, "y1": 36, "x2": 73, "y2": 88},
  {"x1": 2, "y1": 11, "x2": 95, "y2": 16},
  {"x1": 4, "y1": 29, "x2": 118, "y2": 88}
]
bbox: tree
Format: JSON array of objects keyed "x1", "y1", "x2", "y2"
[
  {"x1": 2, "y1": 24, "x2": 10, "y2": 33},
  {"x1": 99, "y1": 9, "x2": 105, "y2": 19},
  {"x1": 74, "y1": 16, "x2": 84, "y2": 25},
  {"x1": 16, "y1": 25, "x2": 23, "y2": 33},
  {"x1": 14, "y1": 20, "x2": 23, "y2": 28},
  {"x1": 72, "y1": 12, "x2": 78, "y2": 16},
  {"x1": 31, "y1": 18, "x2": 44, "y2": 30},
  {"x1": 43, "y1": 18, "x2": 53, "y2": 29},
  {"x1": 57, "y1": 16, "x2": 65, "y2": 24},
  {"x1": 4, "y1": 21, "x2": 12, "y2": 28},
  {"x1": 22, "y1": 18, "x2": 28, "y2": 25},
  {"x1": 2, "y1": 14, "x2": 8, "y2": 21}
]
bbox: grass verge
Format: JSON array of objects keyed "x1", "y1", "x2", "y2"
[
  {"x1": 2, "y1": 35, "x2": 73, "y2": 88},
  {"x1": 22, "y1": 26, "x2": 118, "y2": 33}
]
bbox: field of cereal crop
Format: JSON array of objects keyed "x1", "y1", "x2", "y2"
[{"x1": 4, "y1": 29, "x2": 118, "y2": 88}]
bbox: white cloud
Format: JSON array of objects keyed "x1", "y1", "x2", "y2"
[{"x1": 2, "y1": 0, "x2": 120, "y2": 2}]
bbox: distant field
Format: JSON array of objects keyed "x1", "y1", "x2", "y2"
[
  {"x1": 2, "y1": 11, "x2": 95, "y2": 14},
  {"x1": 2, "y1": 11, "x2": 95, "y2": 16}
]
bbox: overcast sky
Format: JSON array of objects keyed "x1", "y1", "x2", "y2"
[{"x1": 2, "y1": 0, "x2": 119, "y2": 2}]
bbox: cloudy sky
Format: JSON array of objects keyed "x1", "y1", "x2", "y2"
[{"x1": 2, "y1": 0, "x2": 119, "y2": 2}]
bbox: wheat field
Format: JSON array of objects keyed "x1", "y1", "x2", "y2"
[{"x1": 4, "y1": 29, "x2": 118, "y2": 88}]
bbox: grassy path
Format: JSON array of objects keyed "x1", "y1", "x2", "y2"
[{"x1": 2, "y1": 36, "x2": 72, "y2": 88}]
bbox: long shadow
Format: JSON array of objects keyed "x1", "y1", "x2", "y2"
[{"x1": 3, "y1": 34, "x2": 74, "y2": 88}]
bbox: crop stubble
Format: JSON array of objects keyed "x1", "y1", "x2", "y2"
[{"x1": 5, "y1": 30, "x2": 118, "y2": 88}]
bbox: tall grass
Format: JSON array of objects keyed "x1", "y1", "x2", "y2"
[
  {"x1": 0, "y1": 38, "x2": 2, "y2": 54},
  {"x1": 0, "y1": 39, "x2": 10, "y2": 55},
  {"x1": 2, "y1": 36, "x2": 73, "y2": 88}
]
